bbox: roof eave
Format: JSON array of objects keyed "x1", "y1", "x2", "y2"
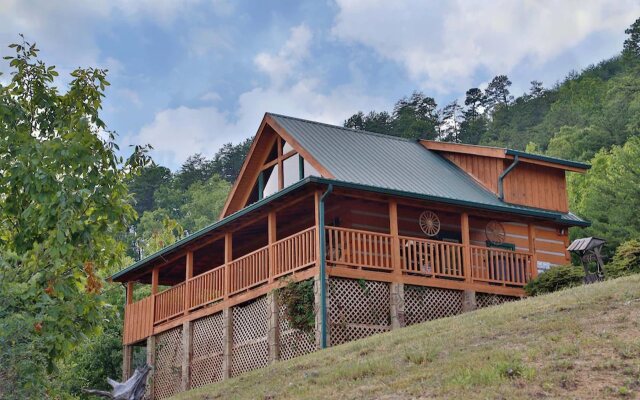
[{"x1": 112, "y1": 176, "x2": 590, "y2": 282}]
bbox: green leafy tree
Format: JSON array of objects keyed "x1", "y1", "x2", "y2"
[
  {"x1": 212, "y1": 138, "x2": 252, "y2": 183},
  {"x1": 570, "y1": 137, "x2": 640, "y2": 255},
  {"x1": 127, "y1": 162, "x2": 171, "y2": 216},
  {"x1": 623, "y1": 17, "x2": 640, "y2": 58},
  {"x1": 483, "y1": 75, "x2": 513, "y2": 112},
  {"x1": 179, "y1": 175, "x2": 231, "y2": 233},
  {"x1": 0, "y1": 37, "x2": 148, "y2": 397}
]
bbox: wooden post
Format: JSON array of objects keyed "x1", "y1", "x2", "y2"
[
  {"x1": 151, "y1": 267, "x2": 159, "y2": 325},
  {"x1": 221, "y1": 307, "x2": 233, "y2": 379},
  {"x1": 389, "y1": 200, "x2": 401, "y2": 276},
  {"x1": 224, "y1": 232, "x2": 232, "y2": 300},
  {"x1": 126, "y1": 281, "x2": 134, "y2": 305},
  {"x1": 314, "y1": 190, "x2": 321, "y2": 271},
  {"x1": 390, "y1": 282, "x2": 405, "y2": 329},
  {"x1": 462, "y1": 290, "x2": 477, "y2": 312},
  {"x1": 122, "y1": 345, "x2": 133, "y2": 381},
  {"x1": 313, "y1": 274, "x2": 330, "y2": 349},
  {"x1": 461, "y1": 213, "x2": 472, "y2": 283},
  {"x1": 146, "y1": 335, "x2": 156, "y2": 400},
  {"x1": 151, "y1": 267, "x2": 159, "y2": 295},
  {"x1": 528, "y1": 223, "x2": 538, "y2": 279},
  {"x1": 268, "y1": 211, "x2": 277, "y2": 283},
  {"x1": 184, "y1": 251, "x2": 193, "y2": 314},
  {"x1": 181, "y1": 321, "x2": 192, "y2": 391},
  {"x1": 267, "y1": 292, "x2": 280, "y2": 363}
]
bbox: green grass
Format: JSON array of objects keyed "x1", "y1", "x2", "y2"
[{"x1": 173, "y1": 275, "x2": 640, "y2": 399}]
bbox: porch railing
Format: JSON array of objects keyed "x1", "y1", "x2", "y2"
[
  {"x1": 188, "y1": 265, "x2": 224, "y2": 309},
  {"x1": 470, "y1": 245, "x2": 532, "y2": 286},
  {"x1": 399, "y1": 236, "x2": 465, "y2": 279},
  {"x1": 325, "y1": 226, "x2": 393, "y2": 271},
  {"x1": 155, "y1": 282, "x2": 185, "y2": 324},
  {"x1": 123, "y1": 225, "x2": 533, "y2": 344}
]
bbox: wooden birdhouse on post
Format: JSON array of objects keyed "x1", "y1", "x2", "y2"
[{"x1": 567, "y1": 237, "x2": 606, "y2": 283}]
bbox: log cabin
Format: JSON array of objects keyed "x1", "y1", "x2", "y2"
[{"x1": 112, "y1": 113, "x2": 590, "y2": 399}]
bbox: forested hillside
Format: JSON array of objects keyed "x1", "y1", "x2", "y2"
[{"x1": 1, "y1": 18, "x2": 639, "y2": 400}]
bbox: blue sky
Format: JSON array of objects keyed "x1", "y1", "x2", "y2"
[{"x1": 1, "y1": 0, "x2": 639, "y2": 169}]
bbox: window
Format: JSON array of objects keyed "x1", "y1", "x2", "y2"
[
  {"x1": 283, "y1": 153, "x2": 300, "y2": 188},
  {"x1": 282, "y1": 139, "x2": 294, "y2": 154},
  {"x1": 262, "y1": 164, "x2": 279, "y2": 198},
  {"x1": 303, "y1": 158, "x2": 320, "y2": 177}
]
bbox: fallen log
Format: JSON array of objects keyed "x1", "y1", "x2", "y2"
[{"x1": 82, "y1": 364, "x2": 151, "y2": 400}]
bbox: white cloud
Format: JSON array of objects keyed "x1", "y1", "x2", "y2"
[
  {"x1": 331, "y1": 0, "x2": 640, "y2": 92},
  {"x1": 132, "y1": 24, "x2": 388, "y2": 167},
  {"x1": 254, "y1": 24, "x2": 312, "y2": 87}
]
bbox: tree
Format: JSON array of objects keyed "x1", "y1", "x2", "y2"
[
  {"x1": 623, "y1": 17, "x2": 640, "y2": 58},
  {"x1": 570, "y1": 137, "x2": 640, "y2": 256},
  {"x1": 127, "y1": 163, "x2": 171, "y2": 216},
  {"x1": 440, "y1": 100, "x2": 463, "y2": 142},
  {"x1": 212, "y1": 138, "x2": 252, "y2": 183},
  {"x1": 464, "y1": 88, "x2": 484, "y2": 120},
  {"x1": 528, "y1": 80, "x2": 546, "y2": 98},
  {"x1": 175, "y1": 153, "x2": 216, "y2": 190},
  {"x1": 0, "y1": 37, "x2": 148, "y2": 397},
  {"x1": 178, "y1": 175, "x2": 231, "y2": 233},
  {"x1": 392, "y1": 91, "x2": 438, "y2": 140},
  {"x1": 484, "y1": 75, "x2": 513, "y2": 112}
]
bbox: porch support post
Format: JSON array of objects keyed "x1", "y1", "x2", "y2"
[
  {"x1": 389, "y1": 199, "x2": 401, "y2": 276},
  {"x1": 461, "y1": 212, "x2": 472, "y2": 283},
  {"x1": 146, "y1": 335, "x2": 156, "y2": 400},
  {"x1": 221, "y1": 307, "x2": 233, "y2": 379},
  {"x1": 528, "y1": 223, "x2": 538, "y2": 279},
  {"x1": 184, "y1": 251, "x2": 193, "y2": 314},
  {"x1": 151, "y1": 267, "x2": 159, "y2": 325},
  {"x1": 314, "y1": 274, "x2": 330, "y2": 348},
  {"x1": 267, "y1": 291, "x2": 280, "y2": 363},
  {"x1": 268, "y1": 211, "x2": 277, "y2": 283},
  {"x1": 224, "y1": 232, "x2": 232, "y2": 300},
  {"x1": 181, "y1": 321, "x2": 192, "y2": 391},
  {"x1": 126, "y1": 281, "x2": 134, "y2": 305},
  {"x1": 390, "y1": 282, "x2": 405, "y2": 329},
  {"x1": 462, "y1": 290, "x2": 477, "y2": 312},
  {"x1": 122, "y1": 344, "x2": 133, "y2": 381}
]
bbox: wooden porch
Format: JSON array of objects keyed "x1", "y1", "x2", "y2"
[{"x1": 123, "y1": 191, "x2": 537, "y2": 345}]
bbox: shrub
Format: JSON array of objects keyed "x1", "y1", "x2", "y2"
[
  {"x1": 524, "y1": 265, "x2": 584, "y2": 296},
  {"x1": 278, "y1": 279, "x2": 315, "y2": 332},
  {"x1": 605, "y1": 239, "x2": 640, "y2": 279}
]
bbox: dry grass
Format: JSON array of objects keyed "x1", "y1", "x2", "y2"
[{"x1": 173, "y1": 275, "x2": 640, "y2": 400}]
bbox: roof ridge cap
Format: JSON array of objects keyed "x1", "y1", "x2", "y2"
[{"x1": 267, "y1": 112, "x2": 416, "y2": 143}]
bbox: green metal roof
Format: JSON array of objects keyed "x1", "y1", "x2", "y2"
[
  {"x1": 112, "y1": 114, "x2": 590, "y2": 281},
  {"x1": 269, "y1": 113, "x2": 589, "y2": 218}
]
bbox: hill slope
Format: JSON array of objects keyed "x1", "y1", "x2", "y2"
[{"x1": 174, "y1": 276, "x2": 640, "y2": 400}]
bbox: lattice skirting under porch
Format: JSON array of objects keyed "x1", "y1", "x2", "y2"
[
  {"x1": 328, "y1": 277, "x2": 391, "y2": 345},
  {"x1": 145, "y1": 278, "x2": 519, "y2": 399},
  {"x1": 191, "y1": 312, "x2": 225, "y2": 388},
  {"x1": 404, "y1": 285, "x2": 463, "y2": 326},
  {"x1": 154, "y1": 326, "x2": 183, "y2": 400},
  {"x1": 476, "y1": 292, "x2": 518, "y2": 308}
]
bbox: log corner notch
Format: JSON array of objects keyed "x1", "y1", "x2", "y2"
[{"x1": 82, "y1": 364, "x2": 151, "y2": 400}]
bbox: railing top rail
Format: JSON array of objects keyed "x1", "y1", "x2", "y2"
[
  {"x1": 399, "y1": 235, "x2": 464, "y2": 247},
  {"x1": 273, "y1": 226, "x2": 315, "y2": 245},
  {"x1": 326, "y1": 226, "x2": 392, "y2": 237},
  {"x1": 469, "y1": 244, "x2": 532, "y2": 256}
]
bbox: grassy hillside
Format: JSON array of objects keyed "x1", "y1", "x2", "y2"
[{"x1": 173, "y1": 275, "x2": 640, "y2": 400}]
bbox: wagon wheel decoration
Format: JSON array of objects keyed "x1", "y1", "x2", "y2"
[
  {"x1": 419, "y1": 210, "x2": 441, "y2": 237},
  {"x1": 485, "y1": 220, "x2": 506, "y2": 244}
]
